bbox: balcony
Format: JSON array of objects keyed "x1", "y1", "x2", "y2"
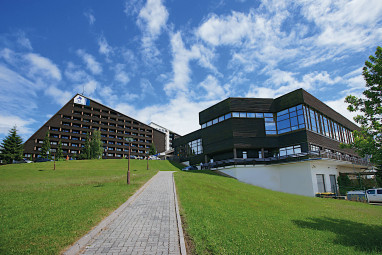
[{"x1": 204, "y1": 150, "x2": 372, "y2": 169}]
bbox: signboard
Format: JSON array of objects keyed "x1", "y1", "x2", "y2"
[{"x1": 74, "y1": 95, "x2": 90, "y2": 106}]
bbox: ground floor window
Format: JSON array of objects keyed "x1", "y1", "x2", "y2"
[{"x1": 316, "y1": 174, "x2": 326, "y2": 193}]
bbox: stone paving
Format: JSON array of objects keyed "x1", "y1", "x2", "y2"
[{"x1": 72, "y1": 171, "x2": 182, "y2": 255}]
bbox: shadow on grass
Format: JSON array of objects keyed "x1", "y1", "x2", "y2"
[
  {"x1": 168, "y1": 161, "x2": 233, "y2": 178},
  {"x1": 168, "y1": 161, "x2": 184, "y2": 171},
  {"x1": 293, "y1": 217, "x2": 382, "y2": 253}
]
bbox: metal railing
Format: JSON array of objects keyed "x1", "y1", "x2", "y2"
[{"x1": 203, "y1": 150, "x2": 371, "y2": 169}]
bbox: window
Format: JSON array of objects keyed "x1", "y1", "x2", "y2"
[
  {"x1": 279, "y1": 145, "x2": 301, "y2": 156},
  {"x1": 232, "y1": 112, "x2": 240, "y2": 117},
  {"x1": 276, "y1": 105, "x2": 305, "y2": 134},
  {"x1": 367, "y1": 190, "x2": 375, "y2": 194},
  {"x1": 316, "y1": 174, "x2": 326, "y2": 193},
  {"x1": 179, "y1": 138, "x2": 203, "y2": 158}
]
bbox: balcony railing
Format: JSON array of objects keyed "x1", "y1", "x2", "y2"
[{"x1": 205, "y1": 150, "x2": 371, "y2": 169}]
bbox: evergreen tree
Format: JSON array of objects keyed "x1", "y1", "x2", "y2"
[
  {"x1": 148, "y1": 143, "x2": 157, "y2": 155},
  {"x1": 56, "y1": 139, "x2": 63, "y2": 160},
  {"x1": 80, "y1": 134, "x2": 91, "y2": 159},
  {"x1": 40, "y1": 131, "x2": 51, "y2": 159},
  {"x1": 344, "y1": 46, "x2": 382, "y2": 178},
  {"x1": 0, "y1": 126, "x2": 23, "y2": 164},
  {"x1": 90, "y1": 130, "x2": 103, "y2": 159}
]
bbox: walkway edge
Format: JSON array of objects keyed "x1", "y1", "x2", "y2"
[
  {"x1": 172, "y1": 172, "x2": 187, "y2": 255},
  {"x1": 62, "y1": 171, "x2": 160, "y2": 255}
]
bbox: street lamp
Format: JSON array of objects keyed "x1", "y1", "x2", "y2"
[
  {"x1": 146, "y1": 152, "x2": 149, "y2": 170},
  {"x1": 125, "y1": 137, "x2": 134, "y2": 184}
]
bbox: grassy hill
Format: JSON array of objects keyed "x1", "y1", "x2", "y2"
[
  {"x1": 0, "y1": 159, "x2": 180, "y2": 255},
  {"x1": 174, "y1": 170, "x2": 382, "y2": 255}
]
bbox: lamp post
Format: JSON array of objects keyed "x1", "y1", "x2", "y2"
[
  {"x1": 125, "y1": 137, "x2": 134, "y2": 184},
  {"x1": 146, "y1": 152, "x2": 149, "y2": 170},
  {"x1": 54, "y1": 153, "x2": 56, "y2": 170}
]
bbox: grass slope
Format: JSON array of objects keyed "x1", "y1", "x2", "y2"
[
  {"x1": 175, "y1": 170, "x2": 382, "y2": 255},
  {"x1": 0, "y1": 159, "x2": 179, "y2": 255}
]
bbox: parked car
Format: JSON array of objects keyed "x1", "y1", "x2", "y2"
[
  {"x1": 34, "y1": 158, "x2": 53, "y2": 162},
  {"x1": 366, "y1": 188, "x2": 382, "y2": 203},
  {"x1": 346, "y1": 190, "x2": 367, "y2": 202},
  {"x1": 182, "y1": 165, "x2": 198, "y2": 171},
  {"x1": 13, "y1": 158, "x2": 33, "y2": 164}
]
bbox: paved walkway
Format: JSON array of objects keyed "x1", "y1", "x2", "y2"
[{"x1": 64, "y1": 171, "x2": 186, "y2": 255}]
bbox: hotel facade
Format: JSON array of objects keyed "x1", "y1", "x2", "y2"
[
  {"x1": 23, "y1": 95, "x2": 165, "y2": 160},
  {"x1": 173, "y1": 89, "x2": 372, "y2": 197}
]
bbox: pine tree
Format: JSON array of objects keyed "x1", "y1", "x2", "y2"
[
  {"x1": 0, "y1": 126, "x2": 24, "y2": 164},
  {"x1": 90, "y1": 130, "x2": 103, "y2": 159},
  {"x1": 40, "y1": 131, "x2": 51, "y2": 159},
  {"x1": 56, "y1": 139, "x2": 63, "y2": 160}
]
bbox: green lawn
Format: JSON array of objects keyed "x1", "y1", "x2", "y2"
[
  {"x1": 175, "y1": 170, "x2": 382, "y2": 255},
  {"x1": 0, "y1": 159, "x2": 179, "y2": 255}
]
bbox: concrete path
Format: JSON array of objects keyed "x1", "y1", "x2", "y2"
[{"x1": 64, "y1": 171, "x2": 186, "y2": 255}]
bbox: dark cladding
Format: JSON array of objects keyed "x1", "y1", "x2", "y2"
[
  {"x1": 23, "y1": 95, "x2": 165, "y2": 159},
  {"x1": 173, "y1": 89, "x2": 360, "y2": 165}
]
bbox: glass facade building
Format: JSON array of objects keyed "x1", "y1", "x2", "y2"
[{"x1": 174, "y1": 89, "x2": 360, "y2": 165}]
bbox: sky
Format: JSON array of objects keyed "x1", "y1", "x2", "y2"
[{"x1": 0, "y1": 0, "x2": 382, "y2": 141}]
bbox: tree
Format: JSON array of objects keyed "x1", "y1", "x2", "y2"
[
  {"x1": 56, "y1": 139, "x2": 63, "y2": 160},
  {"x1": 90, "y1": 130, "x2": 103, "y2": 159},
  {"x1": 148, "y1": 143, "x2": 157, "y2": 156},
  {"x1": 344, "y1": 46, "x2": 382, "y2": 179},
  {"x1": 80, "y1": 134, "x2": 91, "y2": 159},
  {"x1": 40, "y1": 131, "x2": 51, "y2": 159},
  {"x1": 0, "y1": 126, "x2": 23, "y2": 164}
]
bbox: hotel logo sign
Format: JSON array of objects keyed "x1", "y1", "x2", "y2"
[{"x1": 74, "y1": 95, "x2": 90, "y2": 106}]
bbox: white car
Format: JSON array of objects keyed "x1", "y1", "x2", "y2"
[{"x1": 366, "y1": 188, "x2": 382, "y2": 203}]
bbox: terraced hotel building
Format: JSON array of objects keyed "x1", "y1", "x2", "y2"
[
  {"x1": 23, "y1": 95, "x2": 165, "y2": 159},
  {"x1": 173, "y1": 89, "x2": 372, "y2": 197}
]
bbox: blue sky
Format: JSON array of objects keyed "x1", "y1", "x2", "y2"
[{"x1": 0, "y1": 0, "x2": 381, "y2": 141}]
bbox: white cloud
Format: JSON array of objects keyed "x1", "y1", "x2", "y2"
[
  {"x1": 116, "y1": 95, "x2": 218, "y2": 135},
  {"x1": 16, "y1": 31, "x2": 32, "y2": 50},
  {"x1": 98, "y1": 35, "x2": 113, "y2": 57},
  {"x1": 84, "y1": 10, "x2": 96, "y2": 25},
  {"x1": 0, "y1": 114, "x2": 35, "y2": 139},
  {"x1": 0, "y1": 64, "x2": 38, "y2": 114},
  {"x1": 75, "y1": 80, "x2": 98, "y2": 95},
  {"x1": 164, "y1": 32, "x2": 203, "y2": 96},
  {"x1": 77, "y1": 49, "x2": 102, "y2": 75},
  {"x1": 99, "y1": 86, "x2": 119, "y2": 106},
  {"x1": 137, "y1": 0, "x2": 168, "y2": 38},
  {"x1": 137, "y1": 0, "x2": 169, "y2": 63},
  {"x1": 140, "y1": 78, "x2": 154, "y2": 95},
  {"x1": 64, "y1": 62, "x2": 89, "y2": 82},
  {"x1": 197, "y1": 11, "x2": 252, "y2": 46},
  {"x1": 325, "y1": 97, "x2": 359, "y2": 125},
  {"x1": 198, "y1": 75, "x2": 226, "y2": 100},
  {"x1": 25, "y1": 53, "x2": 62, "y2": 80},
  {"x1": 298, "y1": 0, "x2": 382, "y2": 50},
  {"x1": 246, "y1": 70, "x2": 343, "y2": 98},
  {"x1": 114, "y1": 64, "x2": 130, "y2": 85},
  {"x1": 44, "y1": 86, "x2": 72, "y2": 105}
]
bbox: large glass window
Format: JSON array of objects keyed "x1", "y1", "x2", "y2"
[
  {"x1": 304, "y1": 106, "x2": 352, "y2": 144},
  {"x1": 276, "y1": 105, "x2": 305, "y2": 134},
  {"x1": 179, "y1": 138, "x2": 203, "y2": 158}
]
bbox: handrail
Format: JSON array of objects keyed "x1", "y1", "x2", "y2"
[{"x1": 203, "y1": 150, "x2": 371, "y2": 169}]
